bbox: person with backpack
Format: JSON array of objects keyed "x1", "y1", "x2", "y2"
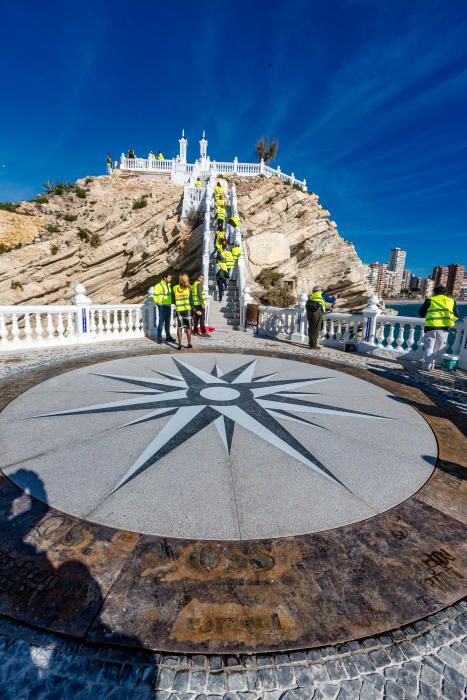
[
  {"x1": 216, "y1": 263, "x2": 228, "y2": 302},
  {"x1": 306, "y1": 285, "x2": 336, "y2": 349}
]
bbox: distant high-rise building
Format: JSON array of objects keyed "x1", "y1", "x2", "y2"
[
  {"x1": 446, "y1": 264, "x2": 465, "y2": 297},
  {"x1": 431, "y1": 266, "x2": 449, "y2": 287},
  {"x1": 368, "y1": 262, "x2": 386, "y2": 296},
  {"x1": 460, "y1": 275, "x2": 467, "y2": 301},
  {"x1": 401, "y1": 269, "x2": 412, "y2": 291},
  {"x1": 383, "y1": 270, "x2": 397, "y2": 296},
  {"x1": 420, "y1": 278, "x2": 434, "y2": 298},
  {"x1": 409, "y1": 275, "x2": 421, "y2": 291},
  {"x1": 388, "y1": 248, "x2": 407, "y2": 294}
]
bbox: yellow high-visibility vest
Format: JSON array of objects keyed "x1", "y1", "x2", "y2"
[
  {"x1": 308, "y1": 291, "x2": 326, "y2": 313},
  {"x1": 425, "y1": 294, "x2": 458, "y2": 328},
  {"x1": 231, "y1": 246, "x2": 241, "y2": 262},
  {"x1": 153, "y1": 279, "x2": 172, "y2": 305},
  {"x1": 192, "y1": 280, "x2": 206, "y2": 306},
  {"x1": 217, "y1": 262, "x2": 228, "y2": 272},
  {"x1": 221, "y1": 250, "x2": 234, "y2": 269},
  {"x1": 230, "y1": 215, "x2": 240, "y2": 228},
  {"x1": 173, "y1": 284, "x2": 191, "y2": 312},
  {"x1": 195, "y1": 179, "x2": 202, "y2": 188},
  {"x1": 157, "y1": 152, "x2": 164, "y2": 160}
]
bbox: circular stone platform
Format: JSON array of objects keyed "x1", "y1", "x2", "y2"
[
  {"x1": 0, "y1": 353, "x2": 436, "y2": 539},
  {"x1": 0, "y1": 348, "x2": 465, "y2": 654}
]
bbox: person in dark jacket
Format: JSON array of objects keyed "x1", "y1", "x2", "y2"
[{"x1": 418, "y1": 286, "x2": 458, "y2": 370}]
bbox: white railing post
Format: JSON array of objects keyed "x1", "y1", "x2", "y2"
[
  {"x1": 260, "y1": 158, "x2": 265, "y2": 175},
  {"x1": 291, "y1": 292, "x2": 308, "y2": 343},
  {"x1": 233, "y1": 156, "x2": 238, "y2": 174},
  {"x1": 70, "y1": 283, "x2": 92, "y2": 344},
  {"x1": 358, "y1": 294, "x2": 381, "y2": 353},
  {"x1": 302, "y1": 178, "x2": 307, "y2": 191},
  {"x1": 458, "y1": 317, "x2": 467, "y2": 370}
]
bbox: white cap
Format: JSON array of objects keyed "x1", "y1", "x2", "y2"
[{"x1": 312, "y1": 285, "x2": 321, "y2": 292}]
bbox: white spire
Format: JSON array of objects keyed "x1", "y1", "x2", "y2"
[
  {"x1": 179, "y1": 129, "x2": 188, "y2": 163},
  {"x1": 199, "y1": 130, "x2": 208, "y2": 160}
]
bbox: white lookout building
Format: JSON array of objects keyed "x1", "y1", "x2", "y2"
[{"x1": 113, "y1": 131, "x2": 307, "y2": 190}]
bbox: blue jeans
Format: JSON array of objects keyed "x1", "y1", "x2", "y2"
[{"x1": 157, "y1": 305, "x2": 172, "y2": 339}]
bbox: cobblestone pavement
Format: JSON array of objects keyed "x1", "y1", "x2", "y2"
[{"x1": 0, "y1": 334, "x2": 466, "y2": 699}]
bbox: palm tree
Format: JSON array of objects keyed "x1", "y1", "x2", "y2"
[{"x1": 255, "y1": 137, "x2": 279, "y2": 164}]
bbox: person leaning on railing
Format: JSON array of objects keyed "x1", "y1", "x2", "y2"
[
  {"x1": 153, "y1": 272, "x2": 175, "y2": 344},
  {"x1": 418, "y1": 285, "x2": 459, "y2": 371},
  {"x1": 306, "y1": 285, "x2": 336, "y2": 350},
  {"x1": 157, "y1": 150, "x2": 164, "y2": 160}
]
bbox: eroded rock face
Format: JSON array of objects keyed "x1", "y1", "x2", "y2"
[
  {"x1": 234, "y1": 177, "x2": 371, "y2": 310},
  {"x1": 0, "y1": 211, "x2": 44, "y2": 248},
  {"x1": 0, "y1": 175, "x2": 202, "y2": 305},
  {"x1": 0, "y1": 174, "x2": 371, "y2": 310},
  {"x1": 246, "y1": 232, "x2": 290, "y2": 267}
]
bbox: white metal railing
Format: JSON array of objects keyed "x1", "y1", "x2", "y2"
[{"x1": 118, "y1": 154, "x2": 307, "y2": 190}]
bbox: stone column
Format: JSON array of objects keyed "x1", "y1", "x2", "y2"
[
  {"x1": 70, "y1": 283, "x2": 92, "y2": 344},
  {"x1": 358, "y1": 294, "x2": 381, "y2": 353}
]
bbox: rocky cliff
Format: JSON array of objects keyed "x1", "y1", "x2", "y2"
[
  {"x1": 233, "y1": 178, "x2": 370, "y2": 310},
  {"x1": 0, "y1": 174, "x2": 370, "y2": 309}
]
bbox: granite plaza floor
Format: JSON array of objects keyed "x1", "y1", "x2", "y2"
[{"x1": 0, "y1": 334, "x2": 465, "y2": 699}]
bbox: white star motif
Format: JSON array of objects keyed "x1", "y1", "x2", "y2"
[{"x1": 37, "y1": 358, "x2": 389, "y2": 494}]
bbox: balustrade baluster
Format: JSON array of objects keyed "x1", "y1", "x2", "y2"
[
  {"x1": 406, "y1": 325, "x2": 416, "y2": 351},
  {"x1": 336, "y1": 319, "x2": 342, "y2": 340},
  {"x1": 0, "y1": 312, "x2": 8, "y2": 346},
  {"x1": 89, "y1": 309, "x2": 96, "y2": 335},
  {"x1": 56, "y1": 313, "x2": 65, "y2": 341},
  {"x1": 34, "y1": 313, "x2": 43, "y2": 340},
  {"x1": 105, "y1": 309, "x2": 112, "y2": 334},
  {"x1": 46, "y1": 312, "x2": 54, "y2": 340},
  {"x1": 395, "y1": 323, "x2": 405, "y2": 350},
  {"x1": 386, "y1": 323, "x2": 395, "y2": 348},
  {"x1": 375, "y1": 322, "x2": 385, "y2": 346},
  {"x1": 24, "y1": 312, "x2": 33, "y2": 344},
  {"x1": 127, "y1": 308, "x2": 133, "y2": 334},
  {"x1": 66, "y1": 311, "x2": 75, "y2": 337},
  {"x1": 11, "y1": 313, "x2": 20, "y2": 344}
]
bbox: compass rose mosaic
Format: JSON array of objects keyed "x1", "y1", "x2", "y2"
[{"x1": 0, "y1": 353, "x2": 436, "y2": 539}]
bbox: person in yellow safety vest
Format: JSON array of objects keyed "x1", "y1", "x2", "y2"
[
  {"x1": 231, "y1": 244, "x2": 241, "y2": 263},
  {"x1": 153, "y1": 273, "x2": 175, "y2": 344},
  {"x1": 220, "y1": 246, "x2": 235, "y2": 273},
  {"x1": 192, "y1": 273, "x2": 211, "y2": 337},
  {"x1": 128, "y1": 148, "x2": 136, "y2": 159},
  {"x1": 172, "y1": 273, "x2": 193, "y2": 350},
  {"x1": 306, "y1": 285, "x2": 337, "y2": 349},
  {"x1": 216, "y1": 208, "x2": 226, "y2": 227},
  {"x1": 216, "y1": 263, "x2": 228, "y2": 301},
  {"x1": 215, "y1": 183, "x2": 223, "y2": 197},
  {"x1": 230, "y1": 215, "x2": 241, "y2": 229},
  {"x1": 418, "y1": 285, "x2": 459, "y2": 371},
  {"x1": 157, "y1": 151, "x2": 164, "y2": 160},
  {"x1": 194, "y1": 177, "x2": 202, "y2": 188}
]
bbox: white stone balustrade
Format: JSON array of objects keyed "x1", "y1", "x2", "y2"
[
  {"x1": 257, "y1": 297, "x2": 465, "y2": 364},
  {"x1": 118, "y1": 155, "x2": 306, "y2": 190}
]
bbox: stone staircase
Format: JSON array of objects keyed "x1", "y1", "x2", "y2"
[{"x1": 208, "y1": 277, "x2": 240, "y2": 330}]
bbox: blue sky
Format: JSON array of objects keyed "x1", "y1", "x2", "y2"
[{"x1": 1, "y1": 0, "x2": 466, "y2": 276}]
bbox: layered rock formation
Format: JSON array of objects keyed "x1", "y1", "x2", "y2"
[
  {"x1": 0, "y1": 174, "x2": 371, "y2": 310},
  {"x1": 234, "y1": 177, "x2": 370, "y2": 310}
]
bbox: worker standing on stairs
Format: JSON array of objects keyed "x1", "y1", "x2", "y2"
[
  {"x1": 192, "y1": 273, "x2": 211, "y2": 337},
  {"x1": 230, "y1": 214, "x2": 241, "y2": 229},
  {"x1": 157, "y1": 150, "x2": 164, "y2": 160},
  {"x1": 215, "y1": 182, "x2": 224, "y2": 199},
  {"x1": 172, "y1": 273, "x2": 193, "y2": 350},
  {"x1": 194, "y1": 177, "x2": 202, "y2": 188},
  {"x1": 231, "y1": 243, "x2": 242, "y2": 280},
  {"x1": 153, "y1": 273, "x2": 175, "y2": 344},
  {"x1": 216, "y1": 205, "x2": 226, "y2": 228},
  {"x1": 216, "y1": 263, "x2": 228, "y2": 302},
  {"x1": 220, "y1": 244, "x2": 235, "y2": 275}
]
